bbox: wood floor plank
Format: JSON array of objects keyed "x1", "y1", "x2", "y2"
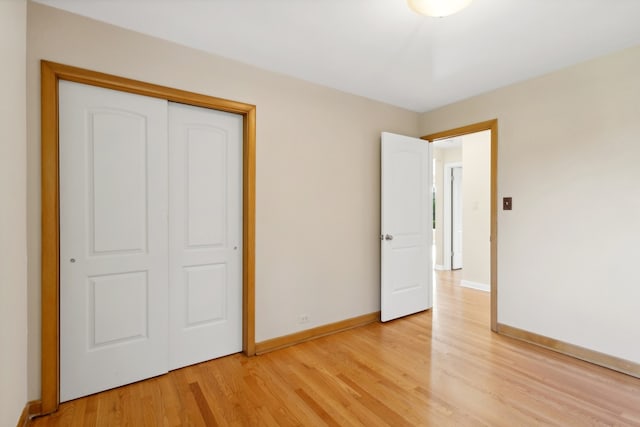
[
  {"x1": 189, "y1": 382, "x2": 218, "y2": 427},
  {"x1": 30, "y1": 270, "x2": 640, "y2": 426},
  {"x1": 294, "y1": 388, "x2": 342, "y2": 427}
]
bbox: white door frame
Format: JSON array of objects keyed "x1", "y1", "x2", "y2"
[{"x1": 443, "y1": 162, "x2": 462, "y2": 271}]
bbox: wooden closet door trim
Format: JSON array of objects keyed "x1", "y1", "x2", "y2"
[{"x1": 40, "y1": 60, "x2": 257, "y2": 414}]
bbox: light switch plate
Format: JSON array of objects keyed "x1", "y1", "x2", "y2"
[{"x1": 503, "y1": 197, "x2": 512, "y2": 210}]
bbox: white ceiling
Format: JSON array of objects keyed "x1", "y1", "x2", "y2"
[
  {"x1": 432, "y1": 137, "x2": 462, "y2": 150},
  {"x1": 34, "y1": 0, "x2": 640, "y2": 112}
]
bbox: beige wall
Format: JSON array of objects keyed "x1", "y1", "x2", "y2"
[
  {"x1": 420, "y1": 45, "x2": 640, "y2": 364},
  {"x1": 432, "y1": 146, "x2": 461, "y2": 267},
  {"x1": 461, "y1": 131, "x2": 491, "y2": 287},
  {"x1": 0, "y1": 0, "x2": 28, "y2": 424},
  {"x1": 26, "y1": 2, "x2": 419, "y2": 399}
]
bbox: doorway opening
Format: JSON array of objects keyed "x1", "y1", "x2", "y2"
[{"x1": 422, "y1": 120, "x2": 498, "y2": 331}]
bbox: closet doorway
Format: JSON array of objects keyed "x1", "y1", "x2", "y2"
[{"x1": 40, "y1": 61, "x2": 256, "y2": 413}]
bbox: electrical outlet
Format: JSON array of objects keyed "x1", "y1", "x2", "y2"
[{"x1": 298, "y1": 314, "x2": 310, "y2": 324}]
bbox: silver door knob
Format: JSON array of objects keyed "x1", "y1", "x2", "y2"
[{"x1": 385, "y1": 234, "x2": 393, "y2": 241}]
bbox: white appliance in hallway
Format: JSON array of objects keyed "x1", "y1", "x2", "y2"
[{"x1": 451, "y1": 166, "x2": 463, "y2": 270}]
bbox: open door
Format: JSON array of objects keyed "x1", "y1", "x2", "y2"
[{"x1": 381, "y1": 132, "x2": 432, "y2": 322}]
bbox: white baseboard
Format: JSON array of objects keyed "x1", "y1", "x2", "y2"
[
  {"x1": 434, "y1": 264, "x2": 446, "y2": 271},
  {"x1": 461, "y1": 280, "x2": 490, "y2": 292}
]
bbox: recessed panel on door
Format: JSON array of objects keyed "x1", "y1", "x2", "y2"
[
  {"x1": 59, "y1": 81, "x2": 169, "y2": 402},
  {"x1": 90, "y1": 271, "x2": 148, "y2": 347},
  {"x1": 186, "y1": 128, "x2": 227, "y2": 248},
  {"x1": 184, "y1": 264, "x2": 227, "y2": 326},
  {"x1": 168, "y1": 102, "x2": 242, "y2": 370},
  {"x1": 390, "y1": 152, "x2": 422, "y2": 237},
  {"x1": 390, "y1": 247, "x2": 423, "y2": 294},
  {"x1": 90, "y1": 111, "x2": 148, "y2": 255}
]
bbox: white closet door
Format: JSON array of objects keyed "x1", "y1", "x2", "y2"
[
  {"x1": 59, "y1": 81, "x2": 169, "y2": 401},
  {"x1": 168, "y1": 103, "x2": 243, "y2": 370}
]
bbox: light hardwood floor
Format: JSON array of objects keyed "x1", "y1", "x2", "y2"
[{"x1": 30, "y1": 270, "x2": 640, "y2": 426}]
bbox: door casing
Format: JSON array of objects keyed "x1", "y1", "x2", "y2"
[{"x1": 40, "y1": 61, "x2": 256, "y2": 414}]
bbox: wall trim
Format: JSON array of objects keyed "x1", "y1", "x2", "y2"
[
  {"x1": 497, "y1": 323, "x2": 640, "y2": 378},
  {"x1": 255, "y1": 312, "x2": 380, "y2": 355},
  {"x1": 460, "y1": 280, "x2": 490, "y2": 292},
  {"x1": 17, "y1": 400, "x2": 42, "y2": 427},
  {"x1": 40, "y1": 60, "x2": 257, "y2": 415},
  {"x1": 434, "y1": 264, "x2": 446, "y2": 271},
  {"x1": 422, "y1": 119, "x2": 499, "y2": 332}
]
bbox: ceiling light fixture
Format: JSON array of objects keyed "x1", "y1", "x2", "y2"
[{"x1": 407, "y1": 0, "x2": 473, "y2": 17}]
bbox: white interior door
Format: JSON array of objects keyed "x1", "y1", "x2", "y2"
[
  {"x1": 59, "y1": 81, "x2": 169, "y2": 401},
  {"x1": 168, "y1": 103, "x2": 243, "y2": 370},
  {"x1": 381, "y1": 132, "x2": 432, "y2": 322},
  {"x1": 451, "y1": 166, "x2": 463, "y2": 270}
]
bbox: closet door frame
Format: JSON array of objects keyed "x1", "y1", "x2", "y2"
[{"x1": 40, "y1": 60, "x2": 256, "y2": 414}]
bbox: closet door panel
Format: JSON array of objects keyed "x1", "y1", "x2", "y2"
[
  {"x1": 168, "y1": 103, "x2": 242, "y2": 370},
  {"x1": 59, "y1": 81, "x2": 169, "y2": 402}
]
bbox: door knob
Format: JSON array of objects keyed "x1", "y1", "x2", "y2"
[{"x1": 385, "y1": 234, "x2": 394, "y2": 241}]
